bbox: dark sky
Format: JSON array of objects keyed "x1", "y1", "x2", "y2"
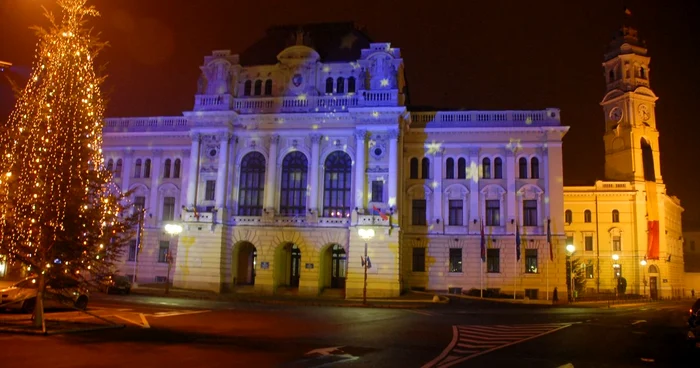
[{"x1": 2, "y1": 0, "x2": 699, "y2": 227}]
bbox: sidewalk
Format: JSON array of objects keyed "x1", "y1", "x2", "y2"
[
  {"x1": 129, "y1": 285, "x2": 447, "y2": 308},
  {"x1": 0, "y1": 313, "x2": 125, "y2": 335}
]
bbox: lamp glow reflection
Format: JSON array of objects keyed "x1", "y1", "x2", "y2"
[
  {"x1": 358, "y1": 228, "x2": 375, "y2": 304},
  {"x1": 163, "y1": 223, "x2": 182, "y2": 294},
  {"x1": 164, "y1": 223, "x2": 183, "y2": 236}
]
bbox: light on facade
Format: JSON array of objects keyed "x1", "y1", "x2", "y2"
[
  {"x1": 358, "y1": 228, "x2": 375, "y2": 241},
  {"x1": 640, "y1": 259, "x2": 647, "y2": 266},
  {"x1": 566, "y1": 244, "x2": 575, "y2": 254},
  {"x1": 612, "y1": 254, "x2": 619, "y2": 261},
  {"x1": 164, "y1": 223, "x2": 183, "y2": 236}
]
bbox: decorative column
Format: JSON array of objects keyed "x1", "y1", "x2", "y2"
[
  {"x1": 468, "y1": 148, "x2": 480, "y2": 228},
  {"x1": 264, "y1": 134, "x2": 280, "y2": 212},
  {"x1": 226, "y1": 135, "x2": 238, "y2": 211},
  {"x1": 215, "y1": 131, "x2": 231, "y2": 210},
  {"x1": 432, "y1": 148, "x2": 444, "y2": 230},
  {"x1": 149, "y1": 149, "x2": 163, "y2": 223},
  {"x1": 354, "y1": 130, "x2": 367, "y2": 212},
  {"x1": 506, "y1": 149, "x2": 516, "y2": 231},
  {"x1": 542, "y1": 146, "x2": 550, "y2": 220},
  {"x1": 387, "y1": 129, "x2": 399, "y2": 209},
  {"x1": 179, "y1": 149, "x2": 190, "y2": 217},
  {"x1": 186, "y1": 133, "x2": 201, "y2": 208},
  {"x1": 309, "y1": 134, "x2": 322, "y2": 213},
  {"x1": 121, "y1": 149, "x2": 134, "y2": 194}
]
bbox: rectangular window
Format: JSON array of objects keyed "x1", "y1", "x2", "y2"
[
  {"x1": 487, "y1": 249, "x2": 500, "y2": 273},
  {"x1": 485, "y1": 200, "x2": 500, "y2": 226},
  {"x1": 412, "y1": 199, "x2": 427, "y2": 226},
  {"x1": 449, "y1": 248, "x2": 462, "y2": 273},
  {"x1": 371, "y1": 180, "x2": 384, "y2": 203},
  {"x1": 586, "y1": 264, "x2": 594, "y2": 279},
  {"x1": 162, "y1": 196, "x2": 175, "y2": 221},
  {"x1": 523, "y1": 200, "x2": 538, "y2": 226},
  {"x1": 525, "y1": 249, "x2": 538, "y2": 273},
  {"x1": 205, "y1": 180, "x2": 216, "y2": 201},
  {"x1": 612, "y1": 236, "x2": 621, "y2": 251},
  {"x1": 134, "y1": 196, "x2": 146, "y2": 215},
  {"x1": 127, "y1": 240, "x2": 136, "y2": 262},
  {"x1": 585, "y1": 236, "x2": 593, "y2": 251},
  {"x1": 448, "y1": 200, "x2": 463, "y2": 226},
  {"x1": 158, "y1": 241, "x2": 170, "y2": 263},
  {"x1": 412, "y1": 248, "x2": 425, "y2": 272}
]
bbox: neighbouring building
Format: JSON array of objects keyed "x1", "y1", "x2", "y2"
[
  {"x1": 562, "y1": 22, "x2": 685, "y2": 299},
  {"x1": 103, "y1": 22, "x2": 570, "y2": 299}
]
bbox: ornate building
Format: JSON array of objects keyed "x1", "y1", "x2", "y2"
[
  {"x1": 103, "y1": 23, "x2": 570, "y2": 298},
  {"x1": 563, "y1": 23, "x2": 685, "y2": 299}
]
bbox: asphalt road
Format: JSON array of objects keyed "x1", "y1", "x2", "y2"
[{"x1": 1, "y1": 294, "x2": 698, "y2": 368}]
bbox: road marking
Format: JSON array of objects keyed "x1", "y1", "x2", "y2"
[
  {"x1": 422, "y1": 323, "x2": 572, "y2": 368},
  {"x1": 299, "y1": 346, "x2": 361, "y2": 367},
  {"x1": 631, "y1": 320, "x2": 646, "y2": 325},
  {"x1": 113, "y1": 313, "x2": 150, "y2": 328},
  {"x1": 405, "y1": 309, "x2": 436, "y2": 316},
  {"x1": 641, "y1": 358, "x2": 654, "y2": 363},
  {"x1": 149, "y1": 310, "x2": 210, "y2": 318}
]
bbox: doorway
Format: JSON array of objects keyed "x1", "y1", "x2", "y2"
[
  {"x1": 289, "y1": 244, "x2": 301, "y2": 288},
  {"x1": 235, "y1": 242, "x2": 257, "y2": 285},
  {"x1": 330, "y1": 244, "x2": 346, "y2": 289},
  {"x1": 649, "y1": 276, "x2": 658, "y2": 300}
]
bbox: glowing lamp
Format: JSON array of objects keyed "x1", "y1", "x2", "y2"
[
  {"x1": 164, "y1": 223, "x2": 183, "y2": 236},
  {"x1": 358, "y1": 228, "x2": 375, "y2": 241},
  {"x1": 566, "y1": 244, "x2": 575, "y2": 254},
  {"x1": 612, "y1": 254, "x2": 619, "y2": 261},
  {"x1": 640, "y1": 259, "x2": 647, "y2": 266}
]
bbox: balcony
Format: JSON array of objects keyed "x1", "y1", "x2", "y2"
[
  {"x1": 103, "y1": 117, "x2": 189, "y2": 132},
  {"x1": 194, "y1": 94, "x2": 234, "y2": 111},
  {"x1": 410, "y1": 109, "x2": 561, "y2": 128}
]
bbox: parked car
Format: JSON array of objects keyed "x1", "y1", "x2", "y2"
[
  {"x1": 0, "y1": 276, "x2": 89, "y2": 313},
  {"x1": 688, "y1": 298, "x2": 700, "y2": 348},
  {"x1": 98, "y1": 274, "x2": 132, "y2": 295}
]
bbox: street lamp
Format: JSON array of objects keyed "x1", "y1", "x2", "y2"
[
  {"x1": 612, "y1": 254, "x2": 620, "y2": 299},
  {"x1": 640, "y1": 258, "x2": 647, "y2": 297},
  {"x1": 163, "y1": 223, "x2": 183, "y2": 294},
  {"x1": 566, "y1": 244, "x2": 576, "y2": 302},
  {"x1": 358, "y1": 228, "x2": 375, "y2": 305}
]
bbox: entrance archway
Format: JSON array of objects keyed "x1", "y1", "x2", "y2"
[
  {"x1": 275, "y1": 243, "x2": 301, "y2": 288},
  {"x1": 330, "y1": 244, "x2": 346, "y2": 289},
  {"x1": 648, "y1": 264, "x2": 659, "y2": 300},
  {"x1": 234, "y1": 242, "x2": 257, "y2": 286}
]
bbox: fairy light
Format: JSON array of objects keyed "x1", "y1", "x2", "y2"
[{"x1": 0, "y1": 0, "x2": 127, "y2": 279}]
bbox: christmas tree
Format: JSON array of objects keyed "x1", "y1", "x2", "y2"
[{"x1": 0, "y1": 0, "x2": 135, "y2": 328}]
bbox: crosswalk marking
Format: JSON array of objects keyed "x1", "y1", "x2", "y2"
[{"x1": 423, "y1": 323, "x2": 572, "y2": 368}]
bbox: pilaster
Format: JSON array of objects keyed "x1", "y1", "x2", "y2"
[
  {"x1": 264, "y1": 134, "x2": 280, "y2": 214},
  {"x1": 354, "y1": 130, "x2": 367, "y2": 212},
  {"x1": 309, "y1": 134, "x2": 322, "y2": 214},
  {"x1": 186, "y1": 132, "x2": 201, "y2": 208}
]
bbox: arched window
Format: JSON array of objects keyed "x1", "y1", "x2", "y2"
[
  {"x1": 519, "y1": 157, "x2": 528, "y2": 178},
  {"x1": 106, "y1": 159, "x2": 114, "y2": 172},
  {"x1": 264, "y1": 79, "x2": 273, "y2": 95},
  {"x1": 134, "y1": 159, "x2": 142, "y2": 178},
  {"x1": 482, "y1": 158, "x2": 491, "y2": 179},
  {"x1": 254, "y1": 80, "x2": 262, "y2": 96},
  {"x1": 325, "y1": 77, "x2": 334, "y2": 93},
  {"x1": 238, "y1": 152, "x2": 266, "y2": 216},
  {"x1": 530, "y1": 157, "x2": 540, "y2": 179},
  {"x1": 494, "y1": 157, "x2": 503, "y2": 179},
  {"x1": 115, "y1": 159, "x2": 122, "y2": 178},
  {"x1": 641, "y1": 138, "x2": 655, "y2": 182},
  {"x1": 612, "y1": 210, "x2": 620, "y2": 223},
  {"x1": 457, "y1": 158, "x2": 466, "y2": 179},
  {"x1": 409, "y1": 158, "x2": 418, "y2": 179},
  {"x1": 348, "y1": 77, "x2": 356, "y2": 93},
  {"x1": 640, "y1": 66, "x2": 646, "y2": 79},
  {"x1": 280, "y1": 151, "x2": 308, "y2": 216},
  {"x1": 608, "y1": 70, "x2": 615, "y2": 83},
  {"x1": 421, "y1": 157, "x2": 430, "y2": 179},
  {"x1": 163, "y1": 159, "x2": 172, "y2": 178},
  {"x1": 584, "y1": 210, "x2": 592, "y2": 223},
  {"x1": 144, "y1": 159, "x2": 151, "y2": 178},
  {"x1": 173, "y1": 159, "x2": 181, "y2": 178},
  {"x1": 336, "y1": 77, "x2": 345, "y2": 93},
  {"x1": 243, "y1": 80, "x2": 252, "y2": 96},
  {"x1": 565, "y1": 209, "x2": 572, "y2": 224},
  {"x1": 323, "y1": 151, "x2": 352, "y2": 217},
  {"x1": 445, "y1": 158, "x2": 455, "y2": 179}
]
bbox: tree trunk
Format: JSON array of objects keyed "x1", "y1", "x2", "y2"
[{"x1": 33, "y1": 272, "x2": 45, "y2": 330}]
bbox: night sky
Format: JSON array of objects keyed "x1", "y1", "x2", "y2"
[{"x1": 2, "y1": 0, "x2": 699, "y2": 227}]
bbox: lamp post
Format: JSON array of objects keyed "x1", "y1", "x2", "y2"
[
  {"x1": 358, "y1": 228, "x2": 375, "y2": 305},
  {"x1": 640, "y1": 258, "x2": 647, "y2": 297},
  {"x1": 566, "y1": 244, "x2": 576, "y2": 302},
  {"x1": 612, "y1": 253, "x2": 620, "y2": 299},
  {"x1": 133, "y1": 208, "x2": 146, "y2": 286},
  {"x1": 164, "y1": 223, "x2": 183, "y2": 295}
]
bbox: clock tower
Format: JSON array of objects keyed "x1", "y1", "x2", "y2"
[{"x1": 600, "y1": 20, "x2": 661, "y2": 183}]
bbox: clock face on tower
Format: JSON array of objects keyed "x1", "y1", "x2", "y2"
[
  {"x1": 609, "y1": 107, "x2": 623, "y2": 123},
  {"x1": 638, "y1": 104, "x2": 651, "y2": 121}
]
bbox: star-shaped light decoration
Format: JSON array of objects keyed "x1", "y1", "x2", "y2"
[
  {"x1": 322, "y1": 66, "x2": 331, "y2": 73},
  {"x1": 424, "y1": 140, "x2": 442, "y2": 155},
  {"x1": 525, "y1": 116, "x2": 533, "y2": 125},
  {"x1": 372, "y1": 111, "x2": 379, "y2": 118},
  {"x1": 465, "y1": 161, "x2": 480, "y2": 183},
  {"x1": 349, "y1": 61, "x2": 360, "y2": 69},
  {"x1": 297, "y1": 93, "x2": 307, "y2": 101},
  {"x1": 380, "y1": 78, "x2": 389, "y2": 87},
  {"x1": 506, "y1": 138, "x2": 522, "y2": 154},
  {"x1": 340, "y1": 33, "x2": 358, "y2": 49}
]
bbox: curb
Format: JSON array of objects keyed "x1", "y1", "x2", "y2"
[
  {"x1": 0, "y1": 323, "x2": 125, "y2": 336},
  {"x1": 444, "y1": 293, "x2": 554, "y2": 306}
]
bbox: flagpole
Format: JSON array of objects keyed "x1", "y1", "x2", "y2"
[
  {"x1": 514, "y1": 223, "x2": 517, "y2": 300},
  {"x1": 546, "y1": 253, "x2": 549, "y2": 300},
  {"x1": 480, "y1": 260, "x2": 483, "y2": 298}
]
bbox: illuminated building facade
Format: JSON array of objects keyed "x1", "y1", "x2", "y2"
[
  {"x1": 103, "y1": 23, "x2": 570, "y2": 298},
  {"x1": 562, "y1": 24, "x2": 685, "y2": 299}
]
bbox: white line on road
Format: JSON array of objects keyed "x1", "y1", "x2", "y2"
[
  {"x1": 405, "y1": 309, "x2": 435, "y2": 316},
  {"x1": 631, "y1": 320, "x2": 647, "y2": 325},
  {"x1": 140, "y1": 313, "x2": 150, "y2": 328},
  {"x1": 148, "y1": 310, "x2": 210, "y2": 318}
]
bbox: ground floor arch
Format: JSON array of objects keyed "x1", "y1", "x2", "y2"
[
  {"x1": 275, "y1": 243, "x2": 302, "y2": 288},
  {"x1": 233, "y1": 241, "x2": 257, "y2": 286},
  {"x1": 648, "y1": 264, "x2": 659, "y2": 300},
  {"x1": 319, "y1": 244, "x2": 347, "y2": 290}
]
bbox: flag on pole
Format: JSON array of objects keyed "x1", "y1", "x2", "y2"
[
  {"x1": 515, "y1": 222, "x2": 521, "y2": 261},
  {"x1": 480, "y1": 220, "x2": 486, "y2": 262},
  {"x1": 371, "y1": 205, "x2": 389, "y2": 221},
  {"x1": 547, "y1": 218, "x2": 553, "y2": 261},
  {"x1": 624, "y1": 8, "x2": 632, "y2": 16}
]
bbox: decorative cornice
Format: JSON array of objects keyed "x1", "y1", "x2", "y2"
[{"x1": 366, "y1": 166, "x2": 389, "y2": 173}]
